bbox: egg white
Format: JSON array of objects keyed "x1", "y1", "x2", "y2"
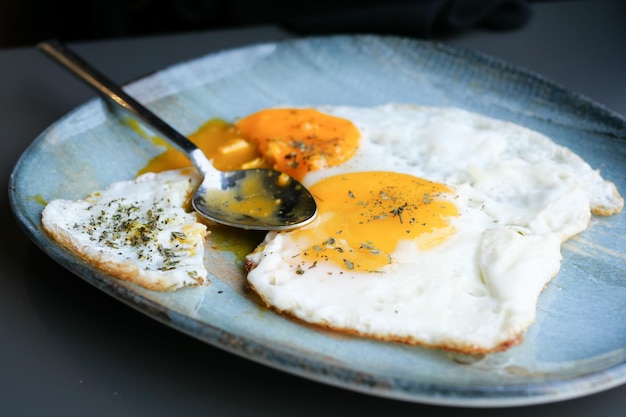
[
  {"x1": 42, "y1": 168, "x2": 210, "y2": 292},
  {"x1": 246, "y1": 104, "x2": 622, "y2": 354}
]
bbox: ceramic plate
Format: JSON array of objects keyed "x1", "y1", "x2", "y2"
[{"x1": 9, "y1": 35, "x2": 626, "y2": 407}]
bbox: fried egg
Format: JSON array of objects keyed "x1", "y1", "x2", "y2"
[
  {"x1": 244, "y1": 103, "x2": 623, "y2": 354},
  {"x1": 42, "y1": 168, "x2": 209, "y2": 291}
]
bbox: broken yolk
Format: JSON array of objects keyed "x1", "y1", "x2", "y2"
[
  {"x1": 290, "y1": 171, "x2": 459, "y2": 272},
  {"x1": 139, "y1": 109, "x2": 360, "y2": 182},
  {"x1": 236, "y1": 108, "x2": 361, "y2": 181}
]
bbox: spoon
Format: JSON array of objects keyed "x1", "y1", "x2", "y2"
[{"x1": 37, "y1": 39, "x2": 317, "y2": 231}]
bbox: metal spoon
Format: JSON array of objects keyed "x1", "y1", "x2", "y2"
[{"x1": 38, "y1": 39, "x2": 317, "y2": 231}]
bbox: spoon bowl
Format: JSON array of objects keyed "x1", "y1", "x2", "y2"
[{"x1": 38, "y1": 40, "x2": 317, "y2": 230}]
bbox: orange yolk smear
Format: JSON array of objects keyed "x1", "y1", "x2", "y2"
[
  {"x1": 236, "y1": 108, "x2": 361, "y2": 181},
  {"x1": 289, "y1": 171, "x2": 459, "y2": 272}
]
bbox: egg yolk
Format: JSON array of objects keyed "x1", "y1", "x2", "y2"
[
  {"x1": 236, "y1": 108, "x2": 361, "y2": 181},
  {"x1": 290, "y1": 171, "x2": 459, "y2": 272}
]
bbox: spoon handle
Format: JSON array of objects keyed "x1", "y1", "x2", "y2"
[{"x1": 37, "y1": 39, "x2": 210, "y2": 171}]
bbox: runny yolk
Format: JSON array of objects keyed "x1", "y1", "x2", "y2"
[
  {"x1": 236, "y1": 108, "x2": 361, "y2": 181},
  {"x1": 289, "y1": 171, "x2": 459, "y2": 272}
]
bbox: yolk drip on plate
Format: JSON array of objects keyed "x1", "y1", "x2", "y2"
[
  {"x1": 291, "y1": 172, "x2": 459, "y2": 272},
  {"x1": 236, "y1": 108, "x2": 361, "y2": 181},
  {"x1": 139, "y1": 118, "x2": 266, "y2": 175}
]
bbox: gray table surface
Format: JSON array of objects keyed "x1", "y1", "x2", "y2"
[{"x1": 2, "y1": 1, "x2": 625, "y2": 415}]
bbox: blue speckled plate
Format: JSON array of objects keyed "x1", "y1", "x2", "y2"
[{"x1": 9, "y1": 35, "x2": 626, "y2": 407}]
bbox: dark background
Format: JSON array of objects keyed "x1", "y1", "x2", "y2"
[{"x1": 0, "y1": 0, "x2": 560, "y2": 48}]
